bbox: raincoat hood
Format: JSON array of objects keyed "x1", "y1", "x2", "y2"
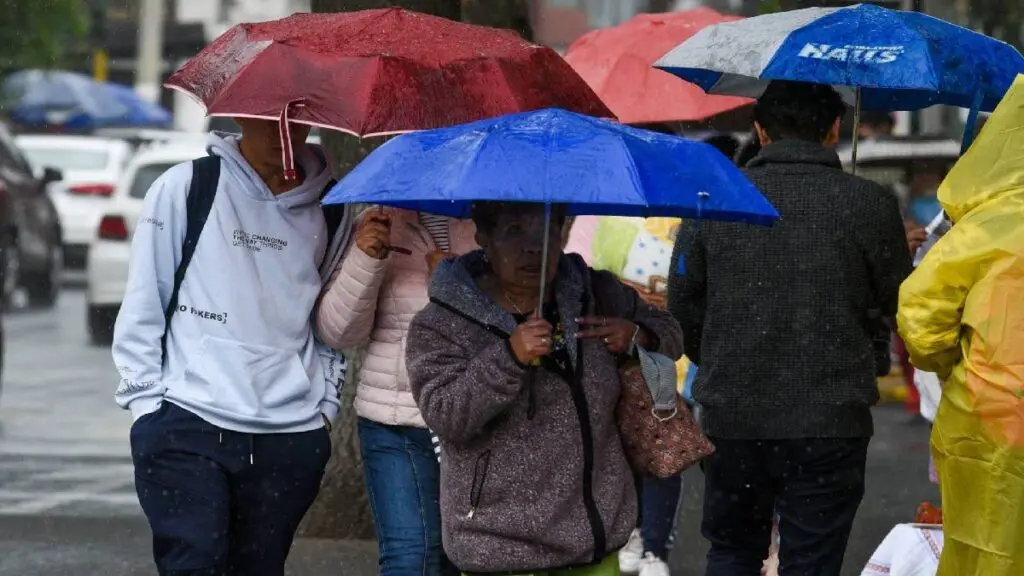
[
  {"x1": 206, "y1": 131, "x2": 332, "y2": 208},
  {"x1": 938, "y1": 74, "x2": 1024, "y2": 223}
]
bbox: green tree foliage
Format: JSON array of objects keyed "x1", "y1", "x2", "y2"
[
  {"x1": 0, "y1": 0, "x2": 90, "y2": 70},
  {"x1": 966, "y1": 0, "x2": 1023, "y2": 48}
]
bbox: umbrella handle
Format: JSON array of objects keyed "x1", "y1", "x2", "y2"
[
  {"x1": 279, "y1": 98, "x2": 306, "y2": 181},
  {"x1": 850, "y1": 88, "x2": 862, "y2": 177},
  {"x1": 375, "y1": 204, "x2": 411, "y2": 256}
]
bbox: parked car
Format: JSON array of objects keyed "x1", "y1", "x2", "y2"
[
  {"x1": 15, "y1": 134, "x2": 132, "y2": 273},
  {"x1": 86, "y1": 142, "x2": 207, "y2": 344},
  {"x1": 93, "y1": 127, "x2": 206, "y2": 152},
  {"x1": 0, "y1": 123, "x2": 64, "y2": 309}
]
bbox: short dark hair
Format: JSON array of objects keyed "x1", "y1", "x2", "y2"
[
  {"x1": 470, "y1": 202, "x2": 567, "y2": 236},
  {"x1": 635, "y1": 122, "x2": 678, "y2": 136},
  {"x1": 753, "y1": 81, "x2": 847, "y2": 143},
  {"x1": 702, "y1": 134, "x2": 741, "y2": 161}
]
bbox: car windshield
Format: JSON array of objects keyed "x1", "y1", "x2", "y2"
[
  {"x1": 21, "y1": 147, "x2": 111, "y2": 171},
  {"x1": 129, "y1": 162, "x2": 177, "y2": 199}
]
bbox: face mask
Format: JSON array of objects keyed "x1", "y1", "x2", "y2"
[{"x1": 909, "y1": 196, "x2": 942, "y2": 226}]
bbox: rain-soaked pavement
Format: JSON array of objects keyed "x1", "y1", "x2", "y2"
[{"x1": 0, "y1": 289, "x2": 938, "y2": 575}]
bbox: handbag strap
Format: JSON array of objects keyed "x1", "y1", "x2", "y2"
[
  {"x1": 591, "y1": 272, "x2": 680, "y2": 413},
  {"x1": 638, "y1": 348, "x2": 680, "y2": 413}
]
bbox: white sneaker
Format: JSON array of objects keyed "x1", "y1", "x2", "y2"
[
  {"x1": 638, "y1": 552, "x2": 671, "y2": 576},
  {"x1": 618, "y1": 529, "x2": 644, "y2": 575}
]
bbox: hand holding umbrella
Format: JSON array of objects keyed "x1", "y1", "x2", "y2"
[
  {"x1": 509, "y1": 319, "x2": 555, "y2": 366},
  {"x1": 352, "y1": 211, "x2": 411, "y2": 259}
]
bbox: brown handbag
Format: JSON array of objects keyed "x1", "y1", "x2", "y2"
[
  {"x1": 604, "y1": 276, "x2": 714, "y2": 478},
  {"x1": 615, "y1": 356, "x2": 715, "y2": 478}
]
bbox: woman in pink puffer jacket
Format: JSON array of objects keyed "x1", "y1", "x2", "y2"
[{"x1": 317, "y1": 207, "x2": 477, "y2": 575}]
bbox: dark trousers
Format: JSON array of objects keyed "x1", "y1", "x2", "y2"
[
  {"x1": 130, "y1": 402, "x2": 331, "y2": 576},
  {"x1": 701, "y1": 437, "x2": 869, "y2": 576}
]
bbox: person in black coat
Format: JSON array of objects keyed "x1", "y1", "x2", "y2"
[{"x1": 667, "y1": 81, "x2": 913, "y2": 576}]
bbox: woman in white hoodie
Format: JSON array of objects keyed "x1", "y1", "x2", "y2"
[{"x1": 113, "y1": 118, "x2": 347, "y2": 576}]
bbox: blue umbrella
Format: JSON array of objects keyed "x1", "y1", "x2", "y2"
[
  {"x1": 654, "y1": 3, "x2": 1024, "y2": 113},
  {"x1": 2, "y1": 70, "x2": 172, "y2": 130},
  {"x1": 322, "y1": 108, "x2": 777, "y2": 226}
]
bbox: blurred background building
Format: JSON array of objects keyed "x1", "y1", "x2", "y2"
[{"x1": 2, "y1": 0, "x2": 1020, "y2": 136}]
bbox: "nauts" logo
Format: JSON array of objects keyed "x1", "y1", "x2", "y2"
[{"x1": 798, "y1": 43, "x2": 905, "y2": 64}]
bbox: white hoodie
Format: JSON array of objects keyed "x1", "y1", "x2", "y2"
[{"x1": 112, "y1": 133, "x2": 345, "y2": 433}]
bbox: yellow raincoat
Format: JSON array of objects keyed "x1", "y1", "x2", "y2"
[{"x1": 898, "y1": 74, "x2": 1024, "y2": 576}]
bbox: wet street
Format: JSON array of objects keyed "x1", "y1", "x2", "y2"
[{"x1": 0, "y1": 288, "x2": 939, "y2": 576}]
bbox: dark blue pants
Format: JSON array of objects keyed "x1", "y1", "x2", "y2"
[
  {"x1": 636, "y1": 473, "x2": 684, "y2": 559},
  {"x1": 358, "y1": 417, "x2": 457, "y2": 576},
  {"x1": 130, "y1": 402, "x2": 331, "y2": 576}
]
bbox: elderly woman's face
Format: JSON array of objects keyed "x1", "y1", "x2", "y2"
[{"x1": 481, "y1": 206, "x2": 563, "y2": 291}]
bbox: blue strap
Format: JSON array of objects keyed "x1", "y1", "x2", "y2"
[
  {"x1": 161, "y1": 155, "x2": 221, "y2": 365},
  {"x1": 676, "y1": 191, "x2": 709, "y2": 274},
  {"x1": 960, "y1": 91, "x2": 984, "y2": 155}
]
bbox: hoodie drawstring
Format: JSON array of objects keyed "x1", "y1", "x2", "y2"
[
  {"x1": 217, "y1": 429, "x2": 253, "y2": 465},
  {"x1": 278, "y1": 98, "x2": 307, "y2": 181}
]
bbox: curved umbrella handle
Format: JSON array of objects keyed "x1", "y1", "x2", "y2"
[{"x1": 279, "y1": 98, "x2": 306, "y2": 181}]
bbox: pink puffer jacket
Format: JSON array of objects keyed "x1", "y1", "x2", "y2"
[{"x1": 317, "y1": 208, "x2": 478, "y2": 427}]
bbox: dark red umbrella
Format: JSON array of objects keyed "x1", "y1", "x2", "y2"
[{"x1": 166, "y1": 8, "x2": 612, "y2": 178}]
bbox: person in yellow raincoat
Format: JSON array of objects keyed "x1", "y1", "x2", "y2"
[{"x1": 897, "y1": 74, "x2": 1024, "y2": 576}]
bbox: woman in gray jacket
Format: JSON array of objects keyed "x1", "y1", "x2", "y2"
[{"x1": 405, "y1": 202, "x2": 683, "y2": 575}]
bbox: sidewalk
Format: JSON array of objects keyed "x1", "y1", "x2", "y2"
[{"x1": 0, "y1": 515, "x2": 378, "y2": 576}]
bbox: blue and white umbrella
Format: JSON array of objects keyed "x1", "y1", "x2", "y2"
[{"x1": 653, "y1": 3, "x2": 1024, "y2": 113}]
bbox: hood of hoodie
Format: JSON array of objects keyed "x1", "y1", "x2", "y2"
[
  {"x1": 206, "y1": 131, "x2": 332, "y2": 209},
  {"x1": 429, "y1": 250, "x2": 591, "y2": 363},
  {"x1": 939, "y1": 75, "x2": 1024, "y2": 223}
]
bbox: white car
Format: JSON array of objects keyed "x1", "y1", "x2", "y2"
[
  {"x1": 93, "y1": 127, "x2": 208, "y2": 152},
  {"x1": 86, "y1": 142, "x2": 207, "y2": 344},
  {"x1": 15, "y1": 135, "x2": 132, "y2": 272}
]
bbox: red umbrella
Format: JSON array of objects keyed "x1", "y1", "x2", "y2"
[
  {"x1": 166, "y1": 8, "x2": 612, "y2": 178},
  {"x1": 564, "y1": 8, "x2": 752, "y2": 125}
]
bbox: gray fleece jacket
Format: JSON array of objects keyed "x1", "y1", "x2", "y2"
[{"x1": 405, "y1": 251, "x2": 683, "y2": 574}]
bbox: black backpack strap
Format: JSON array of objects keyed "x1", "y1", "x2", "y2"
[
  {"x1": 320, "y1": 179, "x2": 344, "y2": 249},
  {"x1": 161, "y1": 155, "x2": 221, "y2": 363}
]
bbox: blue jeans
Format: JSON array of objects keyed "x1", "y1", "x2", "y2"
[
  {"x1": 131, "y1": 402, "x2": 330, "y2": 576},
  {"x1": 636, "y1": 473, "x2": 685, "y2": 559},
  {"x1": 358, "y1": 417, "x2": 457, "y2": 576}
]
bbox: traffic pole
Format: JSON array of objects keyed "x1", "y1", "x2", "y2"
[
  {"x1": 135, "y1": 0, "x2": 165, "y2": 103},
  {"x1": 90, "y1": 0, "x2": 109, "y2": 82}
]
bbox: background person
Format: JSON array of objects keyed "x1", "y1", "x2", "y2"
[
  {"x1": 669, "y1": 81, "x2": 913, "y2": 576},
  {"x1": 898, "y1": 79, "x2": 1024, "y2": 576}
]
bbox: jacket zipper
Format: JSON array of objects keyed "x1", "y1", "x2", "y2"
[
  {"x1": 465, "y1": 449, "x2": 492, "y2": 520},
  {"x1": 569, "y1": 291, "x2": 607, "y2": 561}
]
